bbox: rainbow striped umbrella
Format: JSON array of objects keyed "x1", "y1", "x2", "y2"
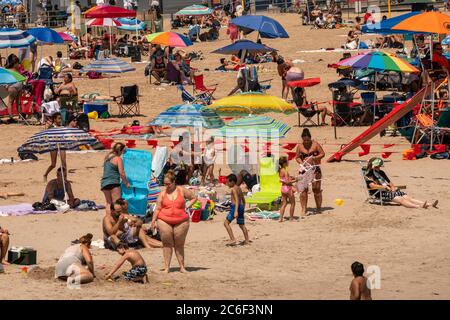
[
  {"x1": 146, "y1": 32, "x2": 193, "y2": 47},
  {"x1": 0, "y1": 67, "x2": 26, "y2": 84},
  {"x1": 86, "y1": 17, "x2": 122, "y2": 27},
  {"x1": 175, "y1": 4, "x2": 213, "y2": 16},
  {"x1": 335, "y1": 51, "x2": 419, "y2": 73}
]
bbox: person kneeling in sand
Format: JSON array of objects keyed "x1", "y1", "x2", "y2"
[
  {"x1": 349, "y1": 261, "x2": 372, "y2": 300},
  {"x1": 44, "y1": 167, "x2": 80, "y2": 208},
  {"x1": 0, "y1": 226, "x2": 11, "y2": 265},
  {"x1": 105, "y1": 242, "x2": 148, "y2": 283}
]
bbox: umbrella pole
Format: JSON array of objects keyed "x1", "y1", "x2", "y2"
[
  {"x1": 430, "y1": 81, "x2": 435, "y2": 151},
  {"x1": 373, "y1": 71, "x2": 377, "y2": 125},
  {"x1": 109, "y1": 25, "x2": 113, "y2": 56},
  {"x1": 58, "y1": 144, "x2": 68, "y2": 204},
  {"x1": 333, "y1": 98, "x2": 337, "y2": 139}
]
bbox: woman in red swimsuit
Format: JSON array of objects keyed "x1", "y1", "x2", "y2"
[
  {"x1": 151, "y1": 170, "x2": 197, "y2": 273},
  {"x1": 295, "y1": 128, "x2": 325, "y2": 217}
]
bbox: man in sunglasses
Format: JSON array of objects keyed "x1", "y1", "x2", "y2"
[{"x1": 432, "y1": 43, "x2": 450, "y2": 72}]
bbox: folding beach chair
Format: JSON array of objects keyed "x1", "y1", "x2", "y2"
[
  {"x1": 245, "y1": 157, "x2": 281, "y2": 210},
  {"x1": 359, "y1": 161, "x2": 406, "y2": 205},
  {"x1": 176, "y1": 84, "x2": 211, "y2": 105},
  {"x1": 151, "y1": 146, "x2": 169, "y2": 186},
  {"x1": 112, "y1": 85, "x2": 140, "y2": 117},
  {"x1": 37, "y1": 65, "x2": 54, "y2": 85},
  {"x1": 193, "y1": 74, "x2": 217, "y2": 101},
  {"x1": 122, "y1": 149, "x2": 152, "y2": 217}
]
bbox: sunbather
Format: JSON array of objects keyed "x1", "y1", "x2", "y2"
[
  {"x1": 216, "y1": 58, "x2": 238, "y2": 71},
  {"x1": 279, "y1": 156, "x2": 297, "y2": 222},
  {"x1": 295, "y1": 129, "x2": 325, "y2": 216},
  {"x1": 55, "y1": 73, "x2": 78, "y2": 97},
  {"x1": 364, "y1": 157, "x2": 438, "y2": 209},
  {"x1": 44, "y1": 167, "x2": 80, "y2": 208},
  {"x1": 0, "y1": 226, "x2": 10, "y2": 265},
  {"x1": 55, "y1": 233, "x2": 95, "y2": 285},
  {"x1": 105, "y1": 242, "x2": 148, "y2": 283}
]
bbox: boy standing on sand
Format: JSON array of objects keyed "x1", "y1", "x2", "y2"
[
  {"x1": 105, "y1": 243, "x2": 149, "y2": 283},
  {"x1": 223, "y1": 174, "x2": 250, "y2": 246},
  {"x1": 349, "y1": 261, "x2": 372, "y2": 300}
]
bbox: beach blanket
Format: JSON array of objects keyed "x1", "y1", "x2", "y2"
[
  {"x1": 247, "y1": 211, "x2": 280, "y2": 221},
  {"x1": 0, "y1": 203, "x2": 55, "y2": 217}
]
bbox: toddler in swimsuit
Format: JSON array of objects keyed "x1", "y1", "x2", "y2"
[
  {"x1": 279, "y1": 156, "x2": 297, "y2": 222},
  {"x1": 105, "y1": 242, "x2": 148, "y2": 283}
]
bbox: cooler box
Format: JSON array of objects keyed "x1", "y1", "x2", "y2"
[
  {"x1": 8, "y1": 247, "x2": 37, "y2": 265},
  {"x1": 83, "y1": 102, "x2": 108, "y2": 115}
]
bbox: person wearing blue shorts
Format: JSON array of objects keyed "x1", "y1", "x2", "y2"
[{"x1": 223, "y1": 174, "x2": 250, "y2": 246}]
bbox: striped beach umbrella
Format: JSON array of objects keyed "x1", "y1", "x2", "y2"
[
  {"x1": 147, "y1": 103, "x2": 224, "y2": 129},
  {"x1": 335, "y1": 51, "x2": 419, "y2": 73},
  {"x1": 216, "y1": 116, "x2": 290, "y2": 140},
  {"x1": 175, "y1": 4, "x2": 213, "y2": 16},
  {"x1": 0, "y1": 28, "x2": 36, "y2": 49},
  {"x1": 86, "y1": 17, "x2": 122, "y2": 27},
  {"x1": 116, "y1": 18, "x2": 147, "y2": 31},
  {"x1": 80, "y1": 58, "x2": 135, "y2": 74},
  {"x1": 209, "y1": 92, "x2": 296, "y2": 116},
  {"x1": 84, "y1": 5, "x2": 136, "y2": 18},
  {"x1": 0, "y1": 68, "x2": 26, "y2": 85},
  {"x1": 17, "y1": 127, "x2": 97, "y2": 154},
  {"x1": 146, "y1": 32, "x2": 193, "y2": 47}
]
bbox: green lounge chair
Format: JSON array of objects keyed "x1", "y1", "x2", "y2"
[{"x1": 245, "y1": 157, "x2": 281, "y2": 210}]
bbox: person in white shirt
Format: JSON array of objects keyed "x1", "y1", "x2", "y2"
[
  {"x1": 202, "y1": 136, "x2": 216, "y2": 186},
  {"x1": 96, "y1": 0, "x2": 105, "y2": 5}
]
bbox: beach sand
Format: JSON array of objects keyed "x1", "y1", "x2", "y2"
[{"x1": 0, "y1": 13, "x2": 449, "y2": 299}]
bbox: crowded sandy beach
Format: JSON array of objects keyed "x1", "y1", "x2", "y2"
[{"x1": 0, "y1": 1, "x2": 449, "y2": 300}]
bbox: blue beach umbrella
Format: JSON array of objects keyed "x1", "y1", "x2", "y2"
[
  {"x1": 80, "y1": 58, "x2": 135, "y2": 73},
  {"x1": 0, "y1": 67, "x2": 26, "y2": 84},
  {"x1": 116, "y1": 18, "x2": 147, "y2": 31},
  {"x1": 231, "y1": 15, "x2": 289, "y2": 39},
  {"x1": 27, "y1": 27, "x2": 64, "y2": 44},
  {"x1": 212, "y1": 39, "x2": 276, "y2": 55},
  {"x1": 361, "y1": 11, "x2": 422, "y2": 34}
]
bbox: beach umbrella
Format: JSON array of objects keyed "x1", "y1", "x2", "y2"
[
  {"x1": 208, "y1": 92, "x2": 296, "y2": 116},
  {"x1": 86, "y1": 17, "x2": 122, "y2": 27},
  {"x1": 0, "y1": 28, "x2": 36, "y2": 49},
  {"x1": 57, "y1": 32, "x2": 77, "y2": 42},
  {"x1": 116, "y1": 18, "x2": 147, "y2": 31},
  {"x1": 146, "y1": 32, "x2": 193, "y2": 48},
  {"x1": 18, "y1": 127, "x2": 97, "y2": 154},
  {"x1": 335, "y1": 51, "x2": 419, "y2": 73},
  {"x1": 231, "y1": 15, "x2": 289, "y2": 39},
  {"x1": 80, "y1": 58, "x2": 135, "y2": 94},
  {"x1": 84, "y1": 5, "x2": 136, "y2": 18},
  {"x1": 0, "y1": 67, "x2": 26, "y2": 85},
  {"x1": 212, "y1": 39, "x2": 276, "y2": 55},
  {"x1": 442, "y1": 35, "x2": 450, "y2": 45},
  {"x1": 27, "y1": 27, "x2": 64, "y2": 44},
  {"x1": 216, "y1": 115, "x2": 290, "y2": 140},
  {"x1": 391, "y1": 11, "x2": 450, "y2": 34},
  {"x1": 175, "y1": 4, "x2": 213, "y2": 16},
  {"x1": 361, "y1": 11, "x2": 421, "y2": 34},
  {"x1": 147, "y1": 103, "x2": 224, "y2": 129}
]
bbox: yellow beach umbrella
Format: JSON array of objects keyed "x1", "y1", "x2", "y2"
[{"x1": 208, "y1": 92, "x2": 296, "y2": 116}]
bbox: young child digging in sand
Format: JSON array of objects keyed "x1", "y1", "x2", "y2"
[
  {"x1": 105, "y1": 243, "x2": 148, "y2": 283},
  {"x1": 223, "y1": 174, "x2": 250, "y2": 246},
  {"x1": 349, "y1": 261, "x2": 372, "y2": 300}
]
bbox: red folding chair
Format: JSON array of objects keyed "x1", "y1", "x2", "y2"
[
  {"x1": 193, "y1": 74, "x2": 217, "y2": 101},
  {"x1": 288, "y1": 78, "x2": 321, "y2": 126}
]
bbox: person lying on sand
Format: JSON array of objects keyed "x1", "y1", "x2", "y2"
[
  {"x1": 349, "y1": 261, "x2": 372, "y2": 300},
  {"x1": 105, "y1": 242, "x2": 149, "y2": 283},
  {"x1": 0, "y1": 226, "x2": 10, "y2": 265}
]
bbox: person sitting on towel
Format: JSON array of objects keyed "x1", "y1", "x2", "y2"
[{"x1": 44, "y1": 167, "x2": 80, "y2": 208}]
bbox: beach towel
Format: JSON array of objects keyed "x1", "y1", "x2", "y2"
[
  {"x1": 247, "y1": 211, "x2": 280, "y2": 221},
  {"x1": 152, "y1": 146, "x2": 168, "y2": 180},
  {"x1": 0, "y1": 203, "x2": 55, "y2": 217}
]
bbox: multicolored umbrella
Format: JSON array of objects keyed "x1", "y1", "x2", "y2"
[
  {"x1": 86, "y1": 17, "x2": 122, "y2": 27},
  {"x1": 0, "y1": 28, "x2": 36, "y2": 49},
  {"x1": 212, "y1": 39, "x2": 276, "y2": 55},
  {"x1": 80, "y1": 58, "x2": 135, "y2": 74},
  {"x1": 231, "y1": 15, "x2": 289, "y2": 39},
  {"x1": 208, "y1": 92, "x2": 296, "y2": 116},
  {"x1": 148, "y1": 103, "x2": 224, "y2": 129},
  {"x1": 361, "y1": 11, "x2": 421, "y2": 35},
  {"x1": 175, "y1": 4, "x2": 213, "y2": 16},
  {"x1": 335, "y1": 51, "x2": 419, "y2": 73},
  {"x1": 116, "y1": 18, "x2": 147, "y2": 31},
  {"x1": 216, "y1": 116, "x2": 290, "y2": 140},
  {"x1": 18, "y1": 127, "x2": 97, "y2": 154},
  {"x1": 146, "y1": 32, "x2": 193, "y2": 47},
  {"x1": 84, "y1": 5, "x2": 136, "y2": 18},
  {"x1": 0, "y1": 67, "x2": 26, "y2": 85},
  {"x1": 392, "y1": 11, "x2": 450, "y2": 34},
  {"x1": 27, "y1": 27, "x2": 64, "y2": 44}
]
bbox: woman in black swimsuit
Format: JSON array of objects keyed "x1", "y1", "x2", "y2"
[{"x1": 295, "y1": 129, "x2": 325, "y2": 217}]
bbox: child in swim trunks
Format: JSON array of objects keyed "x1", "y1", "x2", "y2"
[
  {"x1": 223, "y1": 174, "x2": 250, "y2": 246},
  {"x1": 105, "y1": 243, "x2": 148, "y2": 283},
  {"x1": 279, "y1": 156, "x2": 297, "y2": 222}
]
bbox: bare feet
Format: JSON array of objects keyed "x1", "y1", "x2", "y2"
[
  {"x1": 226, "y1": 240, "x2": 237, "y2": 247},
  {"x1": 162, "y1": 268, "x2": 170, "y2": 274},
  {"x1": 179, "y1": 267, "x2": 188, "y2": 273},
  {"x1": 243, "y1": 240, "x2": 252, "y2": 245},
  {"x1": 279, "y1": 218, "x2": 284, "y2": 222},
  {"x1": 1, "y1": 261, "x2": 10, "y2": 265},
  {"x1": 432, "y1": 200, "x2": 439, "y2": 208}
]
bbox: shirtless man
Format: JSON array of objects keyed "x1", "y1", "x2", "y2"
[
  {"x1": 350, "y1": 261, "x2": 372, "y2": 300},
  {"x1": 105, "y1": 242, "x2": 148, "y2": 283},
  {"x1": 223, "y1": 174, "x2": 250, "y2": 246},
  {"x1": 0, "y1": 226, "x2": 10, "y2": 265},
  {"x1": 54, "y1": 74, "x2": 77, "y2": 96},
  {"x1": 102, "y1": 200, "x2": 162, "y2": 250}
]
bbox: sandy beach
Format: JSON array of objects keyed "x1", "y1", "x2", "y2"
[{"x1": 0, "y1": 12, "x2": 449, "y2": 300}]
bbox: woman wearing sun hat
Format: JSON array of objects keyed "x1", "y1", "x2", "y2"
[{"x1": 364, "y1": 157, "x2": 438, "y2": 209}]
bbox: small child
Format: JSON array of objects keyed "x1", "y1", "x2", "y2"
[
  {"x1": 223, "y1": 174, "x2": 250, "y2": 246},
  {"x1": 349, "y1": 261, "x2": 372, "y2": 300},
  {"x1": 105, "y1": 243, "x2": 148, "y2": 283},
  {"x1": 279, "y1": 156, "x2": 297, "y2": 222}
]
